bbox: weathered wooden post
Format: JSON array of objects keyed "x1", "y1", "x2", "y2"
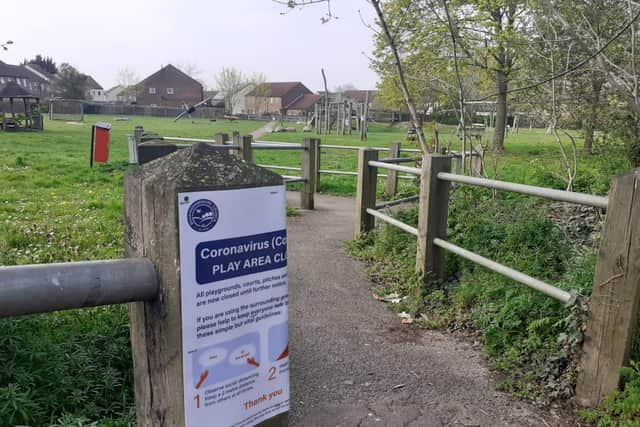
[
  {"x1": 470, "y1": 146, "x2": 484, "y2": 177},
  {"x1": 240, "y1": 135, "x2": 254, "y2": 163},
  {"x1": 231, "y1": 131, "x2": 241, "y2": 161},
  {"x1": 385, "y1": 141, "x2": 401, "y2": 197},
  {"x1": 125, "y1": 144, "x2": 289, "y2": 426},
  {"x1": 576, "y1": 168, "x2": 640, "y2": 407},
  {"x1": 300, "y1": 138, "x2": 317, "y2": 209},
  {"x1": 214, "y1": 133, "x2": 229, "y2": 145},
  {"x1": 416, "y1": 154, "x2": 452, "y2": 281},
  {"x1": 134, "y1": 125, "x2": 144, "y2": 145},
  {"x1": 315, "y1": 139, "x2": 321, "y2": 193},
  {"x1": 354, "y1": 148, "x2": 379, "y2": 237}
]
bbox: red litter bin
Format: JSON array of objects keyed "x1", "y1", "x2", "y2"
[{"x1": 90, "y1": 122, "x2": 112, "y2": 167}]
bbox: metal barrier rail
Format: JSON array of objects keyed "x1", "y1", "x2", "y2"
[
  {"x1": 433, "y1": 238, "x2": 575, "y2": 304},
  {"x1": 375, "y1": 195, "x2": 420, "y2": 209},
  {"x1": 368, "y1": 161, "x2": 422, "y2": 176},
  {"x1": 258, "y1": 165, "x2": 414, "y2": 180},
  {"x1": 365, "y1": 208, "x2": 419, "y2": 236},
  {"x1": 253, "y1": 143, "x2": 305, "y2": 150},
  {"x1": 0, "y1": 258, "x2": 158, "y2": 318},
  {"x1": 380, "y1": 157, "x2": 419, "y2": 164},
  {"x1": 437, "y1": 172, "x2": 609, "y2": 209},
  {"x1": 174, "y1": 143, "x2": 239, "y2": 150},
  {"x1": 283, "y1": 176, "x2": 306, "y2": 184}
]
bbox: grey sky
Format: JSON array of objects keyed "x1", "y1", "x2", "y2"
[{"x1": 1, "y1": 0, "x2": 379, "y2": 92}]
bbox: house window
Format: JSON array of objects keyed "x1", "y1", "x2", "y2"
[
  {"x1": 167, "y1": 87, "x2": 174, "y2": 95},
  {"x1": 149, "y1": 87, "x2": 156, "y2": 94}
]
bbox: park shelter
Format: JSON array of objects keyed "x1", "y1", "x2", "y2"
[{"x1": 0, "y1": 81, "x2": 43, "y2": 131}]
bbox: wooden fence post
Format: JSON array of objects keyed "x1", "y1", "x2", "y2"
[
  {"x1": 354, "y1": 148, "x2": 379, "y2": 238},
  {"x1": 124, "y1": 144, "x2": 288, "y2": 426},
  {"x1": 385, "y1": 141, "x2": 401, "y2": 197},
  {"x1": 576, "y1": 168, "x2": 640, "y2": 407},
  {"x1": 300, "y1": 138, "x2": 317, "y2": 209},
  {"x1": 134, "y1": 125, "x2": 144, "y2": 145},
  {"x1": 240, "y1": 135, "x2": 254, "y2": 163},
  {"x1": 214, "y1": 133, "x2": 229, "y2": 145},
  {"x1": 470, "y1": 145, "x2": 484, "y2": 177},
  {"x1": 416, "y1": 154, "x2": 452, "y2": 281},
  {"x1": 315, "y1": 139, "x2": 321, "y2": 193}
]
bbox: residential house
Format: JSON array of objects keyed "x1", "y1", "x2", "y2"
[
  {"x1": 287, "y1": 93, "x2": 321, "y2": 116},
  {"x1": 342, "y1": 90, "x2": 380, "y2": 109},
  {"x1": 136, "y1": 64, "x2": 203, "y2": 107},
  {"x1": 0, "y1": 60, "x2": 48, "y2": 98},
  {"x1": 85, "y1": 76, "x2": 105, "y2": 102},
  {"x1": 104, "y1": 85, "x2": 136, "y2": 103},
  {"x1": 245, "y1": 82, "x2": 312, "y2": 115}
]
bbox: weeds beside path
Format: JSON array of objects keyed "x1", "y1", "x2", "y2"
[{"x1": 285, "y1": 192, "x2": 578, "y2": 426}]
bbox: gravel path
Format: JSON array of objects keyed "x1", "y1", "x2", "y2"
[{"x1": 285, "y1": 192, "x2": 574, "y2": 427}]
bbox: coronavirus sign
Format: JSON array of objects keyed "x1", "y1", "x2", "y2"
[{"x1": 178, "y1": 185, "x2": 289, "y2": 427}]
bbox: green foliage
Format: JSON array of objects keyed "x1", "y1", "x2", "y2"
[
  {"x1": 581, "y1": 361, "x2": 640, "y2": 427},
  {"x1": 0, "y1": 306, "x2": 135, "y2": 425},
  {"x1": 349, "y1": 186, "x2": 596, "y2": 402}
]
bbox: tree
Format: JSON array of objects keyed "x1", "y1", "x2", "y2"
[
  {"x1": 115, "y1": 66, "x2": 139, "y2": 102},
  {"x1": 537, "y1": 0, "x2": 640, "y2": 163},
  {"x1": 334, "y1": 83, "x2": 357, "y2": 93},
  {"x1": 50, "y1": 63, "x2": 88, "y2": 100},
  {"x1": 177, "y1": 62, "x2": 205, "y2": 87},
  {"x1": 215, "y1": 67, "x2": 265, "y2": 114},
  {"x1": 23, "y1": 54, "x2": 57, "y2": 74}
]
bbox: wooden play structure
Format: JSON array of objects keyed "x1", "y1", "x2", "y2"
[
  {"x1": 0, "y1": 81, "x2": 43, "y2": 131},
  {"x1": 313, "y1": 92, "x2": 371, "y2": 139}
]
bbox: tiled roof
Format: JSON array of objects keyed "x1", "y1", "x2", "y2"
[
  {"x1": 288, "y1": 93, "x2": 321, "y2": 111},
  {"x1": 0, "y1": 81, "x2": 38, "y2": 98}
]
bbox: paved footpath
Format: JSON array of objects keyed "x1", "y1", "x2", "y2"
[{"x1": 285, "y1": 193, "x2": 576, "y2": 427}]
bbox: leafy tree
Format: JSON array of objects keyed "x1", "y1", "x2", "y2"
[
  {"x1": 215, "y1": 67, "x2": 265, "y2": 114},
  {"x1": 23, "y1": 54, "x2": 57, "y2": 74},
  {"x1": 115, "y1": 66, "x2": 139, "y2": 102},
  {"x1": 50, "y1": 63, "x2": 88, "y2": 100},
  {"x1": 536, "y1": 0, "x2": 640, "y2": 163}
]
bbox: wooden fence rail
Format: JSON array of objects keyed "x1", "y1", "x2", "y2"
[{"x1": 355, "y1": 150, "x2": 640, "y2": 407}]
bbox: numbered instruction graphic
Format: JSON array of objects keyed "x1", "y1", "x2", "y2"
[
  {"x1": 179, "y1": 186, "x2": 290, "y2": 427},
  {"x1": 192, "y1": 332, "x2": 261, "y2": 388}
]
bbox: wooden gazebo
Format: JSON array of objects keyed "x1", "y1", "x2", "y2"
[{"x1": 0, "y1": 81, "x2": 43, "y2": 131}]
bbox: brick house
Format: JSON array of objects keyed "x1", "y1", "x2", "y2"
[
  {"x1": 136, "y1": 64, "x2": 203, "y2": 107},
  {"x1": 245, "y1": 82, "x2": 312, "y2": 115},
  {"x1": 287, "y1": 93, "x2": 321, "y2": 116},
  {"x1": 0, "y1": 61, "x2": 48, "y2": 98}
]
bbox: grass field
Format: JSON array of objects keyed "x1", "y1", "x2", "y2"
[{"x1": 0, "y1": 114, "x2": 633, "y2": 425}]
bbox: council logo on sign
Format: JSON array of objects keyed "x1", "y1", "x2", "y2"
[{"x1": 187, "y1": 199, "x2": 219, "y2": 232}]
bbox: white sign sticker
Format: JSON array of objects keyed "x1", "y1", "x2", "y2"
[{"x1": 178, "y1": 185, "x2": 289, "y2": 427}]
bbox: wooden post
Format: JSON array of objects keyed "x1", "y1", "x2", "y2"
[
  {"x1": 315, "y1": 139, "x2": 321, "y2": 193},
  {"x1": 214, "y1": 133, "x2": 228, "y2": 145},
  {"x1": 300, "y1": 138, "x2": 317, "y2": 210},
  {"x1": 416, "y1": 154, "x2": 452, "y2": 281},
  {"x1": 232, "y1": 131, "x2": 241, "y2": 160},
  {"x1": 470, "y1": 145, "x2": 484, "y2": 177},
  {"x1": 385, "y1": 141, "x2": 401, "y2": 197},
  {"x1": 124, "y1": 144, "x2": 287, "y2": 426},
  {"x1": 134, "y1": 125, "x2": 144, "y2": 145},
  {"x1": 576, "y1": 168, "x2": 640, "y2": 407},
  {"x1": 240, "y1": 135, "x2": 254, "y2": 163},
  {"x1": 354, "y1": 148, "x2": 379, "y2": 237}
]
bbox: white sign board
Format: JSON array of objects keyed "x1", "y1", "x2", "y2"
[{"x1": 178, "y1": 185, "x2": 289, "y2": 427}]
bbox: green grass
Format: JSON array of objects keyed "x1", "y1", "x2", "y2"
[
  {"x1": 0, "y1": 115, "x2": 634, "y2": 424},
  {"x1": 261, "y1": 122, "x2": 630, "y2": 195}
]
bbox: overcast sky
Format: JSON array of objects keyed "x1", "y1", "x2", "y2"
[{"x1": 1, "y1": 0, "x2": 379, "y2": 92}]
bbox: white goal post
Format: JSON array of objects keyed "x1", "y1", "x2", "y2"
[{"x1": 49, "y1": 99, "x2": 84, "y2": 121}]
